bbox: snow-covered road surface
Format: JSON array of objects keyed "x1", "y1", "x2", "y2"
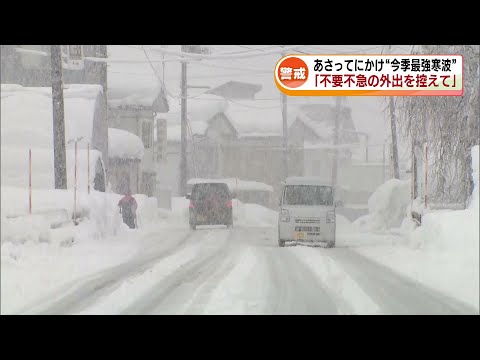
[{"x1": 17, "y1": 225, "x2": 478, "y2": 315}]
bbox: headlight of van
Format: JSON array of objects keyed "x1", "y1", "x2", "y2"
[
  {"x1": 280, "y1": 209, "x2": 290, "y2": 222},
  {"x1": 326, "y1": 211, "x2": 335, "y2": 223}
]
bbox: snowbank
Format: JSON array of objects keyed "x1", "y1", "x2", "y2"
[
  {"x1": 354, "y1": 179, "x2": 411, "y2": 232},
  {"x1": 133, "y1": 194, "x2": 160, "y2": 226},
  {"x1": 404, "y1": 145, "x2": 479, "y2": 308},
  {"x1": 350, "y1": 145, "x2": 479, "y2": 310},
  {"x1": 1, "y1": 186, "x2": 163, "y2": 314},
  {"x1": 409, "y1": 145, "x2": 479, "y2": 250},
  {"x1": 469, "y1": 145, "x2": 479, "y2": 211},
  {"x1": 1, "y1": 186, "x2": 162, "y2": 247},
  {"x1": 234, "y1": 201, "x2": 278, "y2": 228},
  {"x1": 108, "y1": 128, "x2": 144, "y2": 160},
  {"x1": 1, "y1": 186, "x2": 124, "y2": 244}
]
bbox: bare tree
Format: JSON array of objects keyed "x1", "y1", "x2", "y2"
[{"x1": 397, "y1": 45, "x2": 480, "y2": 205}]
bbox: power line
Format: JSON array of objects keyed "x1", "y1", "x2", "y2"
[
  {"x1": 211, "y1": 45, "x2": 283, "y2": 55},
  {"x1": 300, "y1": 45, "x2": 386, "y2": 54},
  {"x1": 108, "y1": 69, "x2": 274, "y2": 80},
  {"x1": 143, "y1": 44, "x2": 305, "y2": 61}
]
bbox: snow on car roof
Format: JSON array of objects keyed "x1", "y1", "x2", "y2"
[
  {"x1": 284, "y1": 177, "x2": 334, "y2": 187},
  {"x1": 188, "y1": 178, "x2": 274, "y2": 192}
]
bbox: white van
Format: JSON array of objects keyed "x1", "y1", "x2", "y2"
[{"x1": 278, "y1": 177, "x2": 338, "y2": 248}]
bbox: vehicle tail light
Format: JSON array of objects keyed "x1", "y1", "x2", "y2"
[
  {"x1": 189, "y1": 201, "x2": 195, "y2": 209},
  {"x1": 226, "y1": 200, "x2": 232, "y2": 208}
]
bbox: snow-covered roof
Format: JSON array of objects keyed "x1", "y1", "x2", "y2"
[
  {"x1": 225, "y1": 100, "x2": 289, "y2": 137},
  {"x1": 108, "y1": 128, "x2": 144, "y2": 160},
  {"x1": 1, "y1": 84, "x2": 103, "y2": 150},
  {"x1": 164, "y1": 94, "x2": 228, "y2": 141},
  {"x1": 187, "y1": 178, "x2": 273, "y2": 192},
  {"x1": 163, "y1": 97, "x2": 302, "y2": 140},
  {"x1": 108, "y1": 89, "x2": 158, "y2": 108},
  {"x1": 294, "y1": 104, "x2": 358, "y2": 144},
  {"x1": 107, "y1": 46, "x2": 169, "y2": 110}
]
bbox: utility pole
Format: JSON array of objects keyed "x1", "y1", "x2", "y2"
[
  {"x1": 389, "y1": 96, "x2": 400, "y2": 179},
  {"x1": 179, "y1": 45, "x2": 188, "y2": 196},
  {"x1": 50, "y1": 45, "x2": 67, "y2": 189},
  {"x1": 281, "y1": 47, "x2": 288, "y2": 180},
  {"x1": 99, "y1": 45, "x2": 108, "y2": 177},
  {"x1": 281, "y1": 84, "x2": 288, "y2": 180},
  {"x1": 385, "y1": 45, "x2": 400, "y2": 179},
  {"x1": 332, "y1": 96, "x2": 342, "y2": 188}
]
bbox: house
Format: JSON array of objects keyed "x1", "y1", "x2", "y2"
[
  {"x1": 221, "y1": 101, "x2": 304, "y2": 202},
  {"x1": 1, "y1": 45, "x2": 110, "y2": 179},
  {"x1": 157, "y1": 94, "x2": 303, "y2": 206},
  {"x1": 107, "y1": 128, "x2": 144, "y2": 195},
  {"x1": 157, "y1": 94, "x2": 232, "y2": 196},
  {"x1": 157, "y1": 80, "x2": 363, "y2": 208},
  {"x1": 1, "y1": 84, "x2": 108, "y2": 192},
  {"x1": 107, "y1": 86, "x2": 169, "y2": 197},
  {"x1": 289, "y1": 103, "x2": 360, "y2": 184}
]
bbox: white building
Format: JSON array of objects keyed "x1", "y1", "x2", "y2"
[{"x1": 1, "y1": 84, "x2": 108, "y2": 192}]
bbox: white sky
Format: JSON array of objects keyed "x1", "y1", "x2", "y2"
[{"x1": 107, "y1": 45, "x2": 413, "y2": 161}]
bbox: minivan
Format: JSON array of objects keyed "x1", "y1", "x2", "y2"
[
  {"x1": 278, "y1": 177, "x2": 338, "y2": 247},
  {"x1": 186, "y1": 182, "x2": 234, "y2": 230}
]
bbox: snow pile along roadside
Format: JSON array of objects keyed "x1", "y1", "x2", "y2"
[
  {"x1": 1, "y1": 187, "x2": 163, "y2": 314},
  {"x1": 1, "y1": 187, "x2": 125, "y2": 245},
  {"x1": 353, "y1": 145, "x2": 479, "y2": 310},
  {"x1": 354, "y1": 178, "x2": 410, "y2": 233},
  {"x1": 405, "y1": 145, "x2": 479, "y2": 308},
  {"x1": 409, "y1": 145, "x2": 479, "y2": 250},
  {"x1": 234, "y1": 200, "x2": 278, "y2": 228}
]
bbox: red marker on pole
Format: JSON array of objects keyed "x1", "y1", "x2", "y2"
[
  {"x1": 74, "y1": 141, "x2": 78, "y2": 224},
  {"x1": 87, "y1": 142, "x2": 90, "y2": 194},
  {"x1": 424, "y1": 143, "x2": 428, "y2": 209}
]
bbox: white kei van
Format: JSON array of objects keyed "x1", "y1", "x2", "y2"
[{"x1": 278, "y1": 177, "x2": 338, "y2": 248}]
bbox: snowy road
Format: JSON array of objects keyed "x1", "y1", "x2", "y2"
[{"x1": 17, "y1": 225, "x2": 477, "y2": 315}]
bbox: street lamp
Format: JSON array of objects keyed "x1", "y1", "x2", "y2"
[{"x1": 67, "y1": 137, "x2": 83, "y2": 225}]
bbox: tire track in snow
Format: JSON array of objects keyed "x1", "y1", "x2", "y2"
[
  {"x1": 18, "y1": 229, "x2": 200, "y2": 315},
  {"x1": 264, "y1": 246, "x2": 338, "y2": 315},
  {"x1": 181, "y1": 234, "x2": 245, "y2": 315},
  {"x1": 325, "y1": 248, "x2": 477, "y2": 315},
  {"x1": 196, "y1": 226, "x2": 276, "y2": 315},
  {"x1": 286, "y1": 246, "x2": 381, "y2": 315},
  {"x1": 120, "y1": 228, "x2": 233, "y2": 315}
]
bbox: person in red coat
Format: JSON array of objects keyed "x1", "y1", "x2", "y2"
[{"x1": 118, "y1": 190, "x2": 138, "y2": 229}]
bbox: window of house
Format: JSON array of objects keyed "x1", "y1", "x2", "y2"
[{"x1": 142, "y1": 121, "x2": 153, "y2": 149}]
